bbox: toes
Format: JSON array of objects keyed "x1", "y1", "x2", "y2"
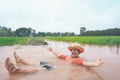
[
  {"x1": 6, "y1": 57, "x2": 10, "y2": 61},
  {"x1": 14, "y1": 51, "x2": 16, "y2": 55},
  {"x1": 5, "y1": 57, "x2": 10, "y2": 64},
  {"x1": 14, "y1": 52, "x2": 17, "y2": 59},
  {"x1": 5, "y1": 57, "x2": 10, "y2": 68}
]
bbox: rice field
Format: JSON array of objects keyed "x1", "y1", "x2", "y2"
[
  {"x1": 45, "y1": 36, "x2": 120, "y2": 46},
  {"x1": 0, "y1": 37, "x2": 47, "y2": 46},
  {"x1": 0, "y1": 37, "x2": 27, "y2": 46},
  {"x1": 0, "y1": 36, "x2": 120, "y2": 46}
]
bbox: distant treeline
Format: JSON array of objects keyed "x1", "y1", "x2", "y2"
[
  {"x1": 81, "y1": 28, "x2": 120, "y2": 36},
  {"x1": 0, "y1": 25, "x2": 75, "y2": 37},
  {"x1": 0, "y1": 25, "x2": 120, "y2": 37}
]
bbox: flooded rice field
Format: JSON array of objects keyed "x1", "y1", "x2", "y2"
[{"x1": 0, "y1": 41, "x2": 120, "y2": 80}]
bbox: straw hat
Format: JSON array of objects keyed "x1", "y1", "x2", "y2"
[{"x1": 68, "y1": 43, "x2": 84, "y2": 53}]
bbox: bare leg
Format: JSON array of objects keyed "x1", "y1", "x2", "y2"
[
  {"x1": 5, "y1": 57, "x2": 21, "y2": 74},
  {"x1": 14, "y1": 52, "x2": 30, "y2": 65},
  {"x1": 13, "y1": 52, "x2": 47, "y2": 70},
  {"x1": 5, "y1": 57, "x2": 38, "y2": 75}
]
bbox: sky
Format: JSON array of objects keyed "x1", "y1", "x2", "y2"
[{"x1": 0, "y1": 0, "x2": 120, "y2": 34}]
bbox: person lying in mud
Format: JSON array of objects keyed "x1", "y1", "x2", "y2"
[
  {"x1": 47, "y1": 43, "x2": 104, "y2": 67},
  {"x1": 5, "y1": 52, "x2": 52, "y2": 76}
]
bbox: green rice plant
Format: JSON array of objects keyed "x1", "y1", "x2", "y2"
[
  {"x1": 1, "y1": 36, "x2": 120, "y2": 46},
  {"x1": 0, "y1": 37, "x2": 28, "y2": 46},
  {"x1": 0, "y1": 37, "x2": 16, "y2": 46},
  {"x1": 45, "y1": 36, "x2": 120, "y2": 46},
  {"x1": 16, "y1": 37, "x2": 28, "y2": 45},
  {"x1": 0, "y1": 37, "x2": 48, "y2": 46}
]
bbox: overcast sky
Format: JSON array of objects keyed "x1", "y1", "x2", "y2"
[{"x1": 0, "y1": 0, "x2": 120, "y2": 34}]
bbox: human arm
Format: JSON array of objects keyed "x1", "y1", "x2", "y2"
[
  {"x1": 47, "y1": 47, "x2": 62, "y2": 57},
  {"x1": 82, "y1": 59, "x2": 104, "y2": 67}
]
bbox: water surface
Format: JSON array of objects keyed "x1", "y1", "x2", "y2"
[{"x1": 0, "y1": 41, "x2": 120, "y2": 80}]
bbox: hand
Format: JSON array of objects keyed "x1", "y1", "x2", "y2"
[
  {"x1": 96, "y1": 58, "x2": 104, "y2": 67},
  {"x1": 47, "y1": 47, "x2": 52, "y2": 51}
]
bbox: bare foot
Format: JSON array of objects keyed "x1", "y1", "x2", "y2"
[
  {"x1": 14, "y1": 52, "x2": 29, "y2": 65},
  {"x1": 5, "y1": 57, "x2": 21, "y2": 74},
  {"x1": 5, "y1": 57, "x2": 37, "y2": 75}
]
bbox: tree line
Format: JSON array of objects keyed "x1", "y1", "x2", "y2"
[
  {"x1": 0, "y1": 25, "x2": 120, "y2": 37},
  {"x1": 0, "y1": 25, "x2": 75, "y2": 37},
  {"x1": 81, "y1": 28, "x2": 120, "y2": 36}
]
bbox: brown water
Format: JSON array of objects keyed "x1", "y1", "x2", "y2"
[{"x1": 0, "y1": 41, "x2": 120, "y2": 80}]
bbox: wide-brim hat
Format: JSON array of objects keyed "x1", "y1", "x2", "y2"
[{"x1": 68, "y1": 43, "x2": 84, "y2": 53}]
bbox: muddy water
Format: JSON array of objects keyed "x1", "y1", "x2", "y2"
[{"x1": 0, "y1": 41, "x2": 120, "y2": 80}]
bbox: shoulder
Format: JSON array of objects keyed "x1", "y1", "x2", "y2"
[{"x1": 58, "y1": 54, "x2": 68, "y2": 60}]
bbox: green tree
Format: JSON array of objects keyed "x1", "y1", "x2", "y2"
[
  {"x1": 81, "y1": 28, "x2": 120, "y2": 36},
  {"x1": 0, "y1": 26, "x2": 13, "y2": 36},
  {"x1": 28, "y1": 27, "x2": 36, "y2": 37},
  {"x1": 15, "y1": 27, "x2": 31, "y2": 37},
  {"x1": 38, "y1": 32, "x2": 46, "y2": 37},
  {"x1": 80, "y1": 27, "x2": 86, "y2": 35}
]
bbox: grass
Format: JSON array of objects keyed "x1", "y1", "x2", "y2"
[
  {"x1": 0, "y1": 37, "x2": 27, "y2": 46},
  {"x1": 45, "y1": 36, "x2": 120, "y2": 46},
  {"x1": 0, "y1": 37, "x2": 47, "y2": 46},
  {"x1": 0, "y1": 36, "x2": 120, "y2": 46}
]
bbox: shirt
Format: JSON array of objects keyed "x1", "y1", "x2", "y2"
[{"x1": 58, "y1": 54, "x2": 83, "y2": 65}]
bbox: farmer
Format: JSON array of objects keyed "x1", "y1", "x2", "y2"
[
  {"x1": 47, "y1": 43, "x2": 104, "y2": 67},
  {"x1": 5, "y1": 52, "x2": 46, "y2": 76}
]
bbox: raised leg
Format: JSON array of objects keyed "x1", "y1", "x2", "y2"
[
  {"x1": 14, "y1": 52, "x2": 30, "y2": 65},
  {"x1": 5, "y1": 57, "x2": 38, "y2": 75}
]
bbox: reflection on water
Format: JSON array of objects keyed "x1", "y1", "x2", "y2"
[
  {"x1": 108, "y1": 45, "x2": 120, "y2": 55},
  {"x1": 0, "y1": 41, "x2": 120, "y2": 80},
  {"x1": 117, "y1": 43, "x2": 119, "y2": 54}
]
